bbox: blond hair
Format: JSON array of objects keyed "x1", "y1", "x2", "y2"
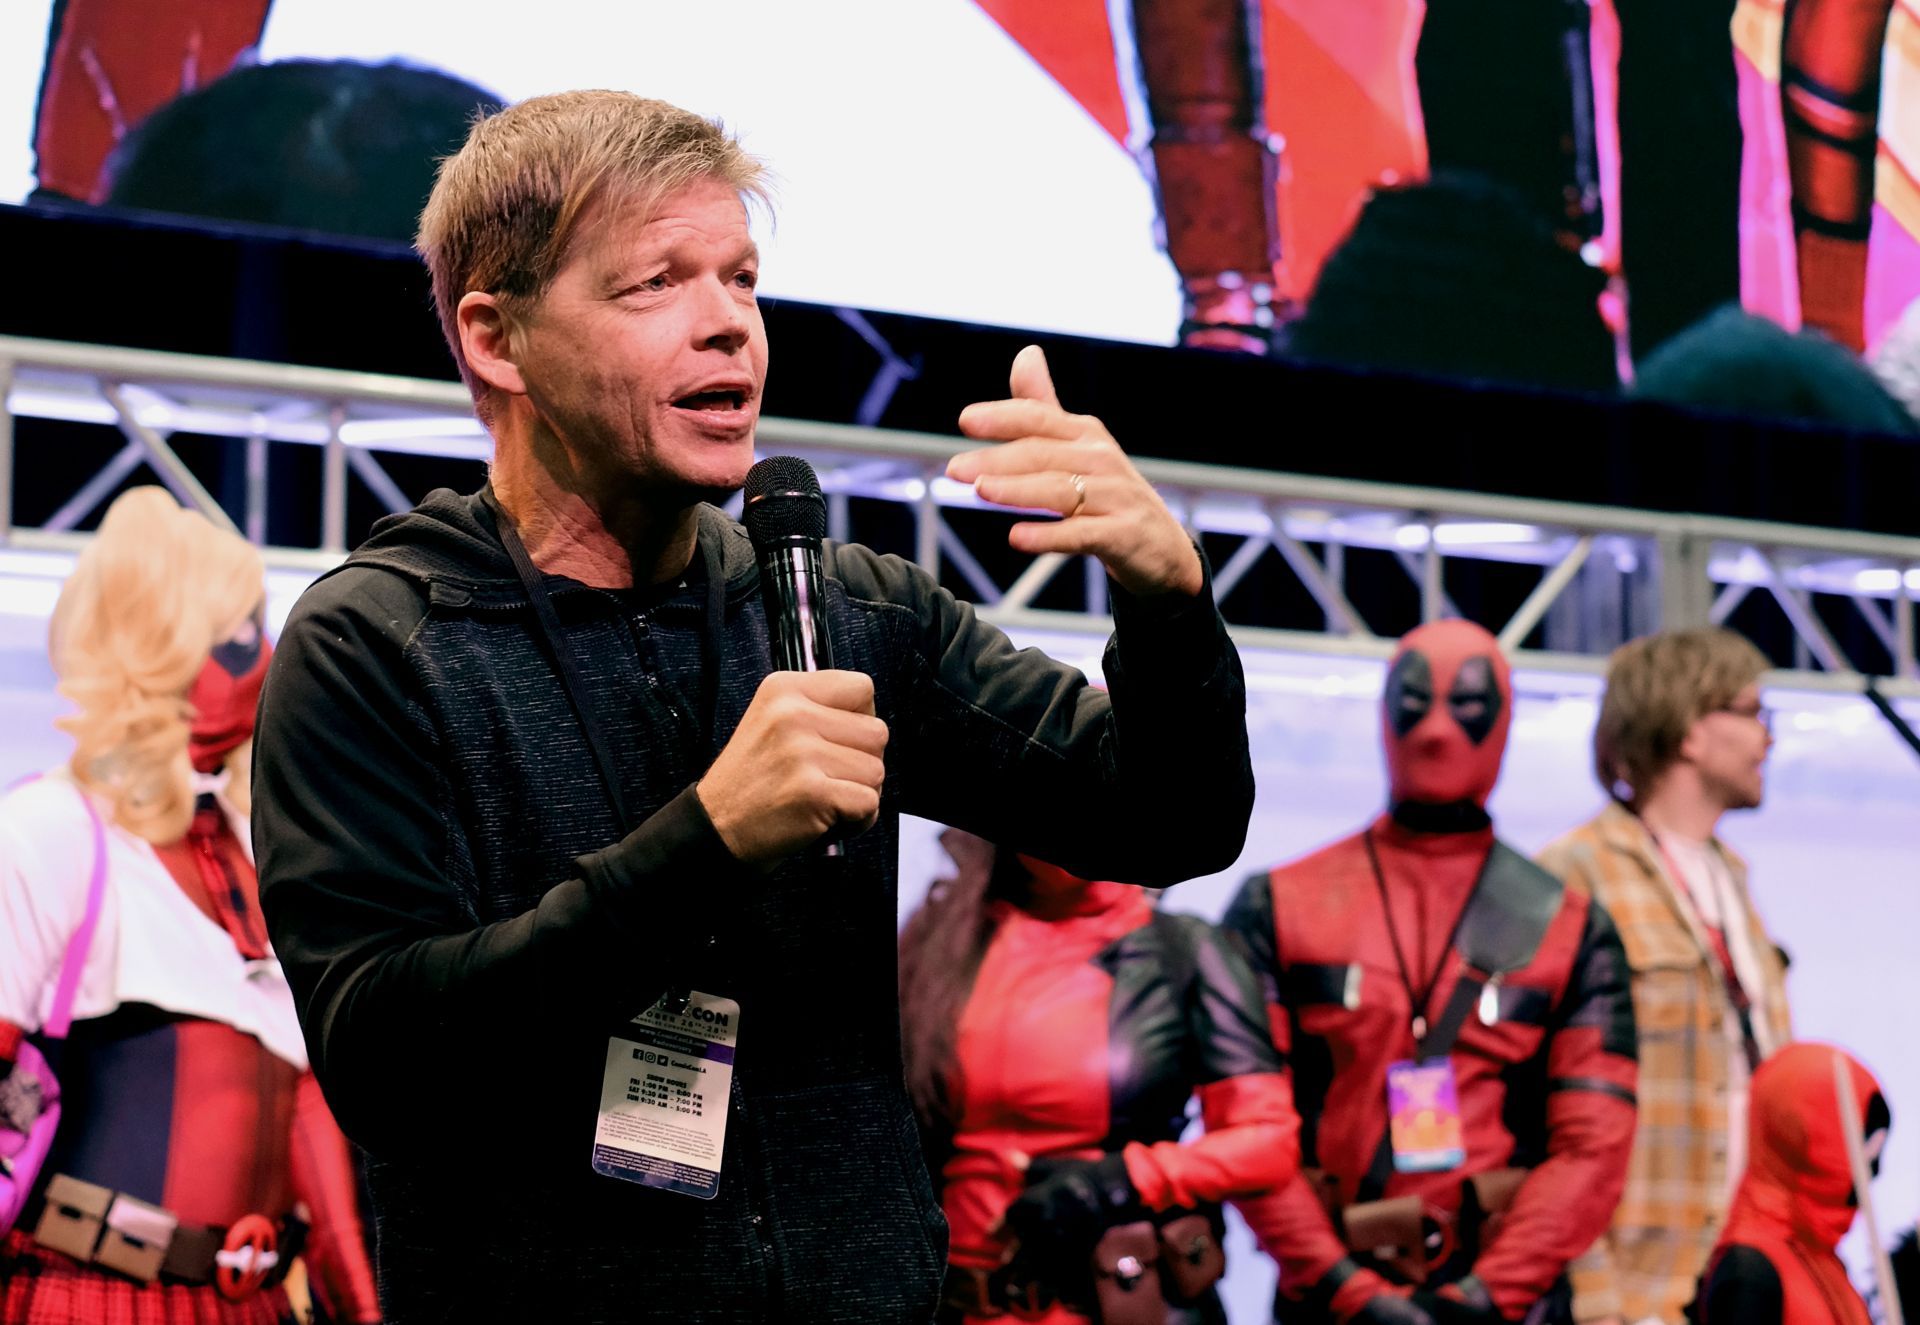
[
  {"x1": 51, "y1": 487, "x2": 264, "y2": 843},
  {"x1": 416, "y1": 90, "x2": 768, "y2": 415},
  {"x1": 1594, "y1": 626, "x2": 1770, "y2": 802}
]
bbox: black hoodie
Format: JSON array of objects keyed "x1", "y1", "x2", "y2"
[{"x1": 253, "y1": 486, "x2": 1252, "y2": 1323}]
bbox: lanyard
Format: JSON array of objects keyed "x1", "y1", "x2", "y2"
[
  {"x1": 482, "y1": 489, "x2": 638, "y2": 836},
  {"x1": 481, "y1": 489, "x2": 694, "y2": 1014},
  {"x1": 1650, "y1": 833, "x2": 1762, "y2": 1070},
  {"x1": 1363, "y1": 827, "x2": 1483, "y2": 1049}
]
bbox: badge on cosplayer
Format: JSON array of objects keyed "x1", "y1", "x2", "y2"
[{"x1": 1386, "y1": 1058, "x2": 1467, "y2": 1174}]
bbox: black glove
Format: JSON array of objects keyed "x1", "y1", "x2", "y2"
[
  {"x1": 1002, "y1": 1153, "x2": 1143, "y2": 1273},
  {"x1": 1409, "y1": 1276, "x2": 1503, "y2": 1325},
  {"x1": 1352, "y1": 1294, "x2": 1439, "y2": 1324}
]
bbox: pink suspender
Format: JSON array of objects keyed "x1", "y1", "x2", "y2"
[{"x1": 8, "y1": 774, "x2": 110, "y2": 1039}]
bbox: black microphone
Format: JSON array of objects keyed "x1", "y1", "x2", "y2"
[
  {"x1": 743, "y1": 456, "x2": 834, "y2": 672},
  {"x1": 743, "y1": 457, "x2": 845, "y2": 858}
]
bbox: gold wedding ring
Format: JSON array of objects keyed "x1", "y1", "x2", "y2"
[{"x1": 1066, "y1": 472, "x2": 1088, "y2": 517}]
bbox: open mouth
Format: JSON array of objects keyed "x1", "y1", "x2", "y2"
[{"x1": 674, "y1": 388, "x2": 749, "y2": 411}]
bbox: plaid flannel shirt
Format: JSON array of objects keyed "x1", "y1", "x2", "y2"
[{"x1": 1537, "y1": 802, "x2": 1791, "y2": 1325}]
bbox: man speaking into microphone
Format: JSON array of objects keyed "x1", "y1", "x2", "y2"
[{"x1": 251, "y1": 91, "x2": 1253, "y2": 1324}]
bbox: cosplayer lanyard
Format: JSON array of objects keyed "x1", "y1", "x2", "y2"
[
  {"x1": 484, "y1": 490, "x2": 739, "y2": 1197},
  {"x1": 1366, "y1": 829, "x2": 1472, "y2": 1174}
]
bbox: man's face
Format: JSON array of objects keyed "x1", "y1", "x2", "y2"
[
  {"x1": 513, "y1": 179, "x2": 767, "y2": 503},
  {"x1": 1683, "y1": 680, "x2": 1772, "y2": 810}
]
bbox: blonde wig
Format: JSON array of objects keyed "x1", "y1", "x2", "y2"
[{"x1": 50, "y1": 487, "x2": 264, "y2": 843}]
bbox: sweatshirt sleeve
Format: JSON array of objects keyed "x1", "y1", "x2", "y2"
[{"x1": 835, "y1": 540, "x2": 1253, "y2": 888}]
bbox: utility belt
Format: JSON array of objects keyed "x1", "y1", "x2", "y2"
[
  {"x1": 1306, "y1": 1165, "x2": 1526, "y2": 1287},
  {"x1": 941, "y1": 1207, "x2": 1226, "y2": 1323},
  {"x1": 1277, "y1": 1167, "x2": 1572, "y2": 1325},
  {"x1": 25, "y1": 1173, "x2": 303, "y2": 1301}
]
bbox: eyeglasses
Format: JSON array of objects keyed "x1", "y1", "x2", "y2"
[{"x1": 1711, "y1": 703, "x2": 1773, "y2": 734}]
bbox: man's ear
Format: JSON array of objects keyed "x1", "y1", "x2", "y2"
[
  {"x1": 457, "y1": 291, "x2": 528, "y2": 398},
  {"x1": 1675, "y1": 715, "x2": 1708, "y2": 767}
]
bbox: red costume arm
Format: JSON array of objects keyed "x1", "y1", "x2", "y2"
[
  {"x1": 1467, "y1": 897, "x2": 1638, "y2": 1320},
  {"x1": 1126, "y1": 917, "x2": 1300, "y2": 1207},
  {"x1": 1237, "y1": 1176, "x2": 1406, "y2": 1321},
  {"x1": 1221, "y1": 875, "x2": 1399, "y2": 1321},
  {"x1": 289, "y1": 1072, "x2": 383, "y2": 1324},
  {"x1": 1125, "y1": 1073, "x2": 1297, "y2": 1209}
]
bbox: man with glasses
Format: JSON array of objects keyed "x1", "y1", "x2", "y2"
[{"x1": 1538, "y1": 628, "x2": 1792, "y2": 1325}]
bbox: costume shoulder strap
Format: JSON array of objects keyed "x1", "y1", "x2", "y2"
[{"x1": 1456, "y1": 839, "x2": 1565, "y2": 976}]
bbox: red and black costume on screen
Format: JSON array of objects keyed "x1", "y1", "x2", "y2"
[
  {"x1": 1697, "y1": 1043, "x2": 1889, "y2": 1325},
  {"x1": 909, "y1": 837, "x2": 1299, "y2": 1324},
  {"x1": 30, "y1": 0, "x2": 273, "y2": 204},
  {"x1": 1780, "y1": 0, "x2": 1900, "y2": 352},
  {"x1": 1117, "y1": 0, "x2": 1285, "y2": 353},
  {"x1": 1220, "y1": 622, "x2": 1637, "y2": 1325},
  {"x1": 0, "y1": 632, "x2": 380, "y2": 1325}
]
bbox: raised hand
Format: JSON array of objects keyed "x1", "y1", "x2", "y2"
[{"x1": 948, "y1": 345, "x2": 1203, "y2": 599}]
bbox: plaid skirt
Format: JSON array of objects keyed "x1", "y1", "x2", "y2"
[{"x1": 0, "y1": 1229, "x2": 295, "y2": 1325}]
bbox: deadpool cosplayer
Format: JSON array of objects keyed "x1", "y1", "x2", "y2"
[
  {"x1": 1697, "y1": 1043, "x2": 1890, "y2": 1325},
  {"x1": 0, "y1": 488, "x2": 379, "y2": 1325},
  {"x1": 900, "y1": 830, "x2": 1300, "y2": 1324},
  {"x1": 1221, "y1": 621, "x2": 1637, "y2": 1325}
]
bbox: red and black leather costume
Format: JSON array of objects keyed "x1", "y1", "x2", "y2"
[
  {"x1": 1119, "y1": 0, "x2": 1285, "y2": 353},
  {"x1": 1221, "y1": 621, "x2": 1637, "y2": 1324},
  {"x1": 1698, "y1": 1043, "x2": 1889, "y2": 1325},
  {"x1": 30, "y1": 0, "x2": 273, "y2": 204},
  {"x1": 1780, "y1": 0, "x2": 1899, "y2": 351},
  {"x1": 0, "y1": 635, "x2": 380, "y2": 1325},
  {"x1": 930, "y1": 857, "x2": 1299, "y2": 1323}
]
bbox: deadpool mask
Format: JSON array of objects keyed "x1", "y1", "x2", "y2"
[
  {"x1": 1381, "y1": 619, "x2": 1513, "y2": 820},
  {"x1": 187, "y1": 606, "x2": 271, "y2": 773},
  {"x1": 1743, "y1": 1042, "x2": 1889, "y2": 1247}
]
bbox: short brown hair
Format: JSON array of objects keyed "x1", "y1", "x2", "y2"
[
  {"x1": 1593, "y1": 626, "x2": 1770, "y2": 801},
  {"x1": 416, "y1": 90, "x2": 767, "y2": 408}
]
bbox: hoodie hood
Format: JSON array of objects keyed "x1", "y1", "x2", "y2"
[
  {"x1": 337, "y1": 486, "x2": 763, "y2": 608},
  {"x1": 1726, "y1": 1042, "x2": 1887, "y2": 1253}
]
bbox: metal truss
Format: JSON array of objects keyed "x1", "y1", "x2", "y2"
[{"x1": 3, "y1": 333, "x2": 1917, "y2": 702}]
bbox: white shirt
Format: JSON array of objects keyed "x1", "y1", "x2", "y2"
[
  {"x1": 1654, "y1": 829, "x2": 1780, "y2": 1201},
  {"x1": 0, "y1": 771, "x2": 307, "y2": 1068}
]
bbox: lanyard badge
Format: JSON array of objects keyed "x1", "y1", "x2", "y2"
[
  {"x1": 593, "y1": 990, "x2": 740, "y2": 1199},
  {"x1": 1386, "y1": 1057, "x2": 1467, "y2": 1174}
]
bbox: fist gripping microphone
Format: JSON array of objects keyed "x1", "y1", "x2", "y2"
[
  {"x1": 743, "y1": 457, "x2": 846, "y2": 858},
  {"x1": 743, "y1": 456, "x2": 834, "y2": 672}
]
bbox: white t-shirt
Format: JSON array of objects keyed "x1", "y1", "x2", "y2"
[
  {"x1": 1654, "y1": 830, "x2": 1779, "y2": 1200},
  {"x1": 0, "y1": 771, "x2": 307, "y2": 1068}
]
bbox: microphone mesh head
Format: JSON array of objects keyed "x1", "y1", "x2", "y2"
[{"x1": 743, "y1": 456, "x2": 827, "y2": 545}]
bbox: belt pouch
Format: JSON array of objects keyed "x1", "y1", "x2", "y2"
[{"x1": 1092, "y1": 1221, "x2": 1167, "y2": 1325}]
